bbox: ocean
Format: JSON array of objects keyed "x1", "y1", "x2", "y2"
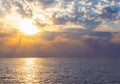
[{"x1": 0, "y1": 57, "x2": 120, "y2": 84}]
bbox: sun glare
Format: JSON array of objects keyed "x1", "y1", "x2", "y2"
[{"x1": 20, "y1": 19, "x2": 40, "y2": 35}]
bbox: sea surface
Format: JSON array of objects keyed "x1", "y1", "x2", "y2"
[{"x1": 0, "y1": 57, "x2": 120, "y2": 84}]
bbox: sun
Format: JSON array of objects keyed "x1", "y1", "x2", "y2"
[{"x1": 20, "y1": 19, "x2": 40, "y2": 35}]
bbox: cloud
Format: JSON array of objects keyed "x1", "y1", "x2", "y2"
[
  {"x1": 102, "y1": 5, "x2": 120, "y2": 20},
  {"x1": 14, "y1": 0, "x2": 33, "y2": 18},
  {"x1": 0, "y1": 0, "x2": 120, "y2": 29},
  {"x1": 0, "y1": 1, "x2": 120, "y2": 57},
  {"x1": 0, "y1": 28, "x2": 120, "y2": 57},
  {"x1": 110, "y1": 32, "x2": 120, "y2": 44}
]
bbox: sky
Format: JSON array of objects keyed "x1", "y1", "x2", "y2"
[{"x1": 0, "y1": 0, "x2": 120, "y2": 57}]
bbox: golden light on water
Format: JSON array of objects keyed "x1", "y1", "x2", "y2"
[
  {"x1": 20, "y1": 19, "x2": 40, "y2": 35},
  {"x1": 25, "y1": 58, "x2": 35, "y2": 65},
  {"x1": 18, "y1": 58, "x2": 49, "y2": 83},
  {"x1": 23, "y1": 58, "x2": 38, "y2": 83}
]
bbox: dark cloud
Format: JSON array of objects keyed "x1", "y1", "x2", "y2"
[
  {"x1": 37, "y1": 0, "x2": 58, "y2": 8},
  {"x1": 102, "y1": 5, "x2": 120, "y2": 20},
  {"x1": 32, "y1": 31, "x2": 120, "y2": 57},
  {"x1": 1, "y1": 29, "x2": 120, "y2": 57},
  {"x1": 14, "y1": 1, "x2": 33, "y2": 18},
  {"x1": 40, "y1": 31, "x2": 57, "y2": 40}
]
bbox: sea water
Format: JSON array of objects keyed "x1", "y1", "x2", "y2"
[{"x1": 0, "y1": 57, "x2": 120, "y2": 84}]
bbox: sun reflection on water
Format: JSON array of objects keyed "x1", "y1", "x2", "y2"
[
  {"x1": 22, "y1": 58, "x2": 38, "y2": 83},
  {"x1": 17, "y1": 58, "x2": 51, "y2": 83},
  {"x1": 25, "y1": 58, "x2": 35, "y2": 65}
]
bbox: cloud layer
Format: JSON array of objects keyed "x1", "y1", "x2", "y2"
[
  {"x1": 0, "y1": 0, "x2": 120, "y2": 57},
  {"x1": 0, "y1": 0, "x2": 120, "y2": 30},
  {"x1": 0, "y1": 29, "x2": 120, "y2": 57}
]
